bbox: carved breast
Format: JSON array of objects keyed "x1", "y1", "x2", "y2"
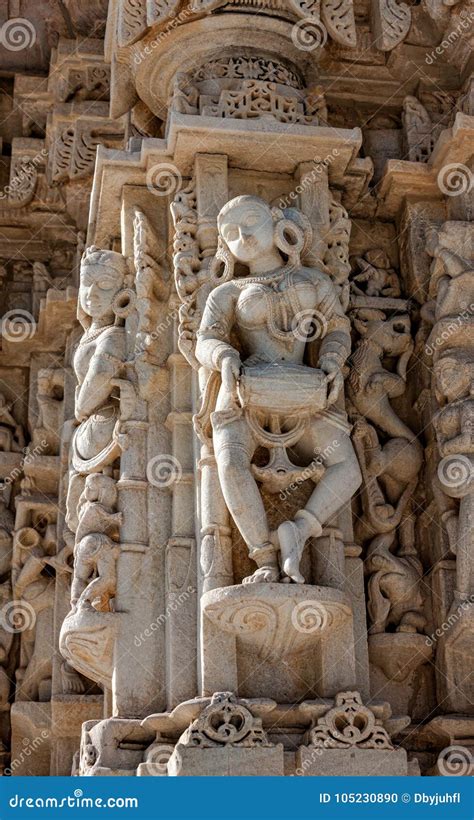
[{"x1": 235, "y1": 277, "x2": 315, "y2": 335}]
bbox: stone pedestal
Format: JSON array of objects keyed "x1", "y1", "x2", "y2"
[
  {"x1": 201, "y1": 584, "x2": 356, "y2": 701},
  {"x1": 297, "y1": 747, "x2": 409, "y2": 776}
]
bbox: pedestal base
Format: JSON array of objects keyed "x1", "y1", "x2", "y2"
[{"x1": 201, "y1": 584, "x2": 356, "y2": 701}]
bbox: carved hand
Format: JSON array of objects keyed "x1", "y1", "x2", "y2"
[
  {"x1": 220, "y1": 352, "x2": 241, "y2": 396},
  {"x1": 320, "y1": 357, "x2": 344, "y2": 405}
]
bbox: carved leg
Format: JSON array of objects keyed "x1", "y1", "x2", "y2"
[
  {"x1": 212, "y1": 416, "x2": 279, "y2": 583},
  {"x1": 279, "y1": 421, "x2": 362, "y2": 582}
]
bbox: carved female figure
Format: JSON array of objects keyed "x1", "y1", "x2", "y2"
[
  {"x1": 71, "y1": 246, "x2": 134, "y2": 474},
  {"x1": 195, "y1": 196, "x2": 361, "y2": 584}
]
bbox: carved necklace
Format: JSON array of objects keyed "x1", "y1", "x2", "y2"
[
  {"x1": 79, "y1": 323, "x2": 115, "y2": 345},
  {"x1": 232, "y1": 263, "x2": 294, "y2": 288},
  {"x1": 234, "y1": 264, "x2": 304, "y2": 344}
]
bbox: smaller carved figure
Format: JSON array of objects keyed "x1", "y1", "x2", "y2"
[
  {"x1": 433, "y1": 349, "x2": 474, "y2": 458},
  {"x1": 12, "y1": 528, "x2": 54, "y2": 701},
  {"x1": 365, "y1": 529, "x2": 426, "y2": 634},
  {"x1": 32, "y1": 368, "x2": 64, "y2": 455},
  {"x1": 350, "y1": 250, "x2": 401, "y2": 298},
  {"x1": 348, "y1": 309, "x2": 420, "y2": 445},
  {"x1": 71, "y1": 533, "x2": 119, "y2": 612},
  {"x1": 76, "y1": 474, "x2": 122, "y2": 541}
]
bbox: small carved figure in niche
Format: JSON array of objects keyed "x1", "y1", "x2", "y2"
[
  {"x1": 70, "y1": 246, "x2": 135, "y2": 476},
  {"x1": 348, "y1": 309, "x2": 422, "y2": 543},
  {"x1": 71, "y1": 533, "x2": 119, "y2": 612},
  {"x1": 365, "y1": 528, "x2": 426, "y2": 634},
  {"x1": 32, "y1": 368, "x2": 64, "y2": 455},
  {"x1": 195, "y1": 195, "x2": 361, "y2": 584},
  {"x1": 426, "y1": 227, "x2": 474, "y2": 320},
  {"x1": 352, "y1": 419, "x2": 419, "y2": 539},
  {"x1": 433, "y1": 349, "x2": 474, "y2": 457},
  {"x1": 12, "y1": 528, "x2": 54, "y2": 701},
  {"x1": 350, "y1": 249, "x2": 401, "y2": 298},
  {"x1": 0, "y1": 394, "x2": 25, "y2": 453},
  {"x1": 76, "y1": 474, "x2": 122, "y2": 541},
  {"x1": 348, "y1": 309, "x2": 419, "y2": 444}
]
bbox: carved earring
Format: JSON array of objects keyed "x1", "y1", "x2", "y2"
[
  {"x1": 112, "y1": 288, "x2": 136, "y2": 319},
  {"x1": 274, "y1": 219, "x2": 304, "y2": 267},
  {"x1": 209, "y1": 237, "x2": 234, "y2": 284}
]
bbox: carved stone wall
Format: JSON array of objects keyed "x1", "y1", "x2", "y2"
[{"x1": 0, "y1": 0, "x2": 472, "y2": 778}]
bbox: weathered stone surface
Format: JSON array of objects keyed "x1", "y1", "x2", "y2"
[{"x1": 0, "y1": 0, "x2": 472, "y2": 778}]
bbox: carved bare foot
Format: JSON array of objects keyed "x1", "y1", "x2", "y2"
[
  {"x1": 278, "y1": 520, "x2": 305, "y2": 584},
  {"x1": 243, "y1": 564, "x2": 280, "y2": 584}
]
